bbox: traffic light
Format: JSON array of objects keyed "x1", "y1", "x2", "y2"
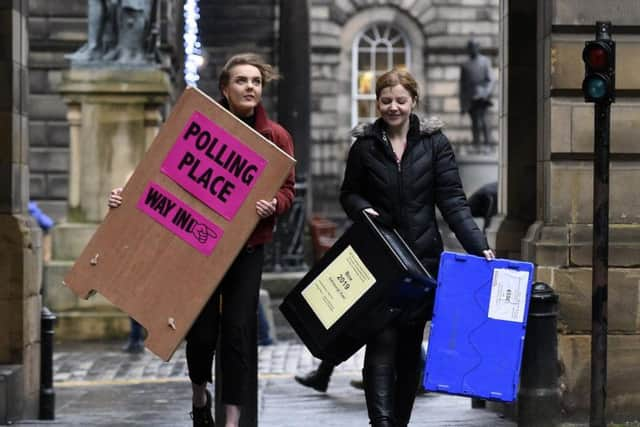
[{"x1": 582, "y1": 30, "x2": 615, "y2": 103}]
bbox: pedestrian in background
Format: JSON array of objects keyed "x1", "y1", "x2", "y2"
[
  {"x1": 122, "y1": 318, "x2": 145, "y2": 353},
  {"x1": 108, "y1": 52, "x2": 295, "y2": 427},
  {"x1": 340, "y1": 68, "x2": 494, "y2": 426},
  {"x1": 258, "y1": 299, "x2": 274, "y2": 346},
  {"x1": 467, "y1": 181, "x2": 498, "y2": 234},
  {"x1": 28, "y1": 201, "x2": 54, "y2": 262}
]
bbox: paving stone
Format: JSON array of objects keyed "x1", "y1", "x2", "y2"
[{"x1": 10, "y1": 339, "x2": 517, "y2": 426}]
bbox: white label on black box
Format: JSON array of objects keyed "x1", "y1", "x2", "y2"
[
  {"x1": 301, "y1": 245, "x2": 376, "y2": 329},
  {"x1": 487, "y1": 268, "x2": 529, "y2": 323}
]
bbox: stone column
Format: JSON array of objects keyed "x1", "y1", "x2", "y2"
[
  {"x1": 521, "y1": 0, "x2": 640, "y2": 420},
  {"x1": 0, "y1": 0, "x2": 42, "y2": 422},
  {"x1": 492, "y1": 0, "x2": 538, "y2": 259},
  {"x1": 66, "y1": 103, "x2": 82, "y2": 212},
  {"x1": 44, "y1": 68, "x2": 171, "y2": 340}
]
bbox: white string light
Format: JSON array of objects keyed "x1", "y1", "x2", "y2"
[{"x1": 183, "y1": 0, "x2": 203, "y2": 87}]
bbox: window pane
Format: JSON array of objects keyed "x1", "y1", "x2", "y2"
[
  {"x1": 391, "y1": 36, "x2": 405, "y2": 48},
  {"x1": 358, "y1": 71, "x2": 374, "y2": 94},
  {"x1": 357, "y1": 100, "x2": 373, "y2": 118},
  {"x1": 375, "y1": 51, "x2": 389, "y2": 72},
  {"x1": 380, "y1": 25, "x2": 390, "y2": 40},
  {"x1": 371, "y1": 26, "x2": 381, "y2": 40},
  {"x1": 358, "y1": 51, "x2": 371, "y2": 70},
  {"x1": 364, "y1": 28, "x2": 376, "y2": 42},
  {"x1": 392, "y1": 51, "x2": 406, "y2": 69}
]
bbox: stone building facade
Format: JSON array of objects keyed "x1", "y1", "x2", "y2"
[
  {"x1": 499, "y1": 0, "x2": 640, "y2": 421},
  {"x1": 27, "y1": 0, "x2": 184, "y2": 222}
]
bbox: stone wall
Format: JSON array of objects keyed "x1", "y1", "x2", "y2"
[
  {"x1": 27, "y1": 0, "x2": 184, "y2": 222},
  {"x1": 522, "y1": 0, "x2": 640, "y2": 420},
  {"x1": 28, "y1": 1, "x2": 85, "y2": 221},
  {"x1": 0, "y1": 0, "x2": 42, "y2": 421},
  {"x1": 197, "y1": 1, "x2": 278, "y2": 113}
]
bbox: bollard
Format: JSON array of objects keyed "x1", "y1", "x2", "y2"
[
  {"x1": 39, "y1": 307, "x2": 56, "y2": 420},
  {"x1": 517, "y1": 282, "x2": 560, "y2": 427}
]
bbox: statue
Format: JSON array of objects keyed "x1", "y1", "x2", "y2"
[
  {"x1": 68, "y1": 0, "x2": 158, "y2": 66},
  {"x1": 459, "y1": 39, "x2": 495, "y2": 147}
]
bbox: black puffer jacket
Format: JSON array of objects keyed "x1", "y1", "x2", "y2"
[{"x1": 340, "y1": 114, "x2": 488, "y2": 275}]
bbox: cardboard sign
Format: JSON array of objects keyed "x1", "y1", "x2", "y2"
[
  {"x1": 136, "y1": 181, "x2": 224, "y2": 255},
  {"x1": 63, "y1": 87, "x2": 295, "y2": 361},
  {"x1": 161, "y1": 111, "x2": 267, "y2": 220}
]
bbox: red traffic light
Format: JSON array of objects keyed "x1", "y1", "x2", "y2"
[{"x1": 583, "y1": 41, "x2": 612, "y2": 71}]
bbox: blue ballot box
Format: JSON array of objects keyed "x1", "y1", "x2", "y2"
[{"x1": 423, "y1": 251, "x2": 534, "y2": 402}]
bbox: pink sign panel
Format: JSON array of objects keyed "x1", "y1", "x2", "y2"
[
  {"x1": 137, "y1": 182, "x2": 224, "y2": 256},
  {"x1": 161, "y1": 111, "x2": 267, "y2": 220}
]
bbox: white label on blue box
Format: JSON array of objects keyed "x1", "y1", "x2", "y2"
[{"x1": 488, "y1": 268, "x2": 529, "y2": 323}]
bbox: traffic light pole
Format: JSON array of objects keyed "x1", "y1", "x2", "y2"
[
  {"x1": 582, "y1": 21, "x2": 614, "y2": 427},
  {"x1": 590, "y1": 101, "x2": 610, "y2": 427}
]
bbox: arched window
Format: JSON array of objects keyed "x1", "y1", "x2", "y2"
[{"x1": 352, "y1": 24, "x2": 411, "y2": 128}]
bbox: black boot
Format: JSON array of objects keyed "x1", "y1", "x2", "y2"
[
  {"x1": 294, "y1": 360, "x2": 334, "y2": 392},
  {"x1": 393, "y1": 368, "x2": 421, "y2": 427},
  {"x1": 363, "y1": 365, "x2": 396, "y2": 427},
  {"x1": 190, "y1": 389, "x2": 215, "y2": 426}
]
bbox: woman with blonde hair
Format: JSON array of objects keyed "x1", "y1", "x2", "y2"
[{"x1": 340, "y1": 68, "x2": 494, "y2": 426}]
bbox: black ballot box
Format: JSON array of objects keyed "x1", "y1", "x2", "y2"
[{"x1": 280, "y1": 214, "x2": 436, "y2": 365}]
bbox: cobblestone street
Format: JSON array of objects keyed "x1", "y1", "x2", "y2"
[{"x1": 13, "y1": 340, "x2": 515, "y2": 426}]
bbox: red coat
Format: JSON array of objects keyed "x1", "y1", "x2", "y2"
[{"x1": 245, "y1": 102, "x2": 296, "y2": 247}]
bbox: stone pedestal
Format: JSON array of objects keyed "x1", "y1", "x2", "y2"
[
  {"x1": 44, "y1": 68, "x2": 172, "y2": 340},
  {"x1": 59, "y1": 68, "x2": 171, "y2": 223}
]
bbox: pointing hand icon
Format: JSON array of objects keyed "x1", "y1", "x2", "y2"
[{"x1": 192, "y1": 222, "x2": 218, "y2": 244}]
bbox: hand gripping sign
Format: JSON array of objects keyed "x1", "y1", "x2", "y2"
[{"x1": 63, "y1": 87, "x2": 295, "y2": 361}]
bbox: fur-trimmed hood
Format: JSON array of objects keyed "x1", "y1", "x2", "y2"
[{"x1": 351, "y1": 115, "x2": 444, "y2": 139}]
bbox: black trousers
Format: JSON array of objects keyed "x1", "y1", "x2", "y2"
[
  {"x1": 364, "y1": 316, "x2": 428, "y2": 425},
  {"x1": 186, "y1": 245, "x2": 264, "y2": 405}
]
